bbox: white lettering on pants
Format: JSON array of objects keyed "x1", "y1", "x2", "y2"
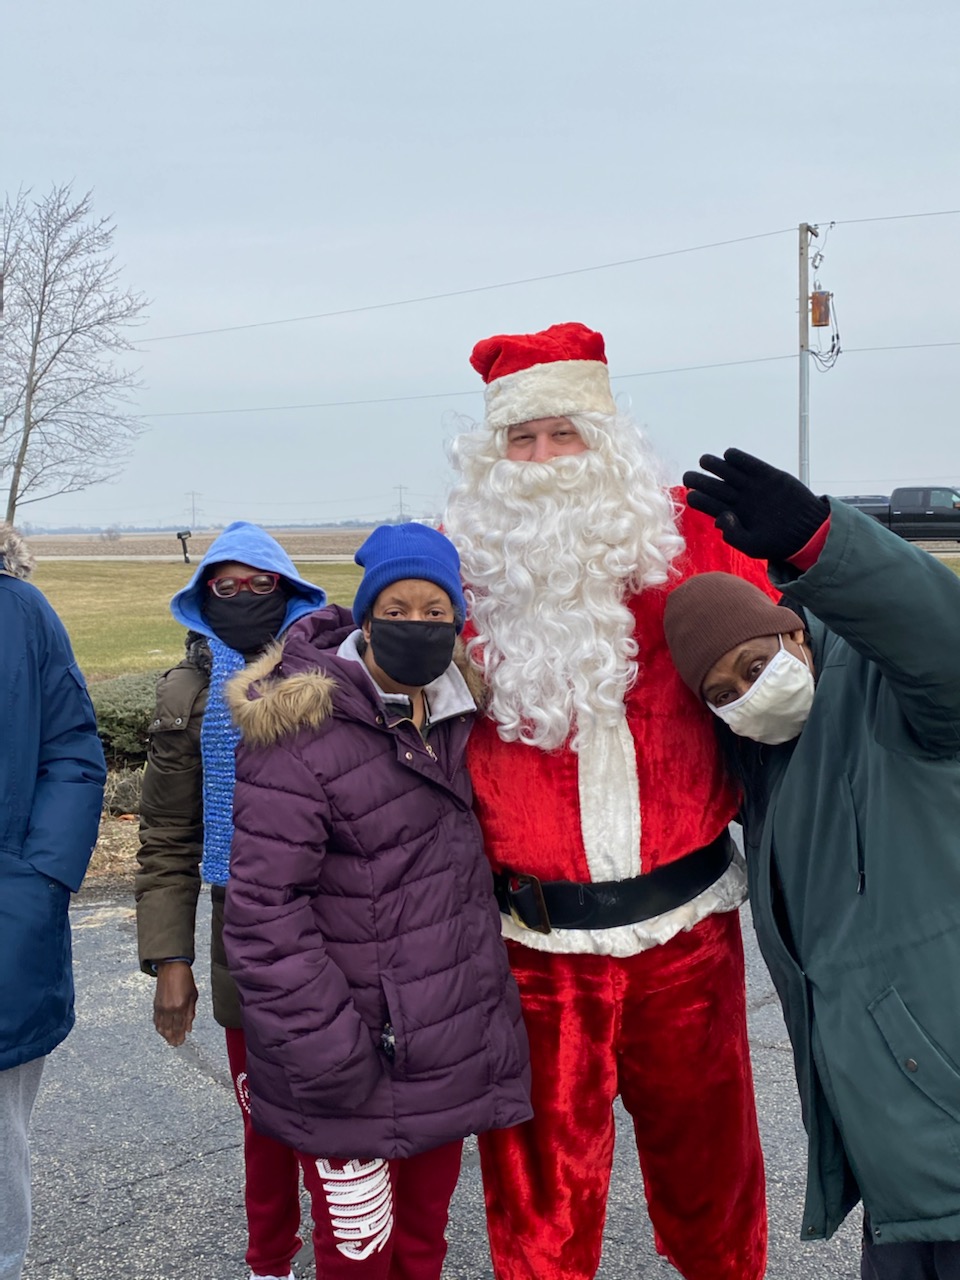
[
  {"x1": 315, "y1": 1157, "x2": 394, "y2": 1261},
  {"x1": 234, "y1": 1071, "x2": 251, "y2": 1115}
]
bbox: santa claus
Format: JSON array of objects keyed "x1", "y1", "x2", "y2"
[{"x1": 443, "y1": 322, "x2": 771, "y2": 1280}]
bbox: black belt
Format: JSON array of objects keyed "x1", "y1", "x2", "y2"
[{"x1": 492, "y1": 832, "x2": 735, "y2": 935}]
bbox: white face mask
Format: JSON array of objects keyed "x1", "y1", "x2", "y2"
[{"x1": 709, "y1": 638, "x2": 814, "y2": 745}]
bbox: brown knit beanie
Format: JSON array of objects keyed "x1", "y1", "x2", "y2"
[{"x1": 663, "y1": 572, "x2": 804, "y2": 697}]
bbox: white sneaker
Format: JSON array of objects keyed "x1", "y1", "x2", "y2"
[{"x1": 250, "y1": 1273, "x2": 294, "y2": 1280}]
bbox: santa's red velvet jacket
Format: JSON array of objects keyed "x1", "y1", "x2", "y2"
[{"x1": 466, "y1": 500, "x2": 777, "y2": 957}]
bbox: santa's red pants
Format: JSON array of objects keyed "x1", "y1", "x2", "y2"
[{"x1": 479, "y1": 910, "x2": 767, "y2": 1280}]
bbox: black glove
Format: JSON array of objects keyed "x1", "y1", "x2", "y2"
[{"x1": 682, "y1": 448, "x2": 829, "y2": 562}]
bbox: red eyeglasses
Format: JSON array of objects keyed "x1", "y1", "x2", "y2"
[{"x1": 207, "y1": 572, "x2": 281, "y2": 599}]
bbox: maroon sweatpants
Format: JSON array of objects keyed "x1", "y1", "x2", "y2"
[
  {"x1": 225, "y1": 1026, "x2": 303, "y2": 1277},
  {"x1": 226, "y1": 1025, "x2": 464, "y2": 1279},
  {"x1": 299, "y1": 1141, "x2": 463, "y2": 1279}
]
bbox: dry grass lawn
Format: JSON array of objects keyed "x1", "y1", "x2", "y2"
[
  {"x1": 45, "y1": 556, "x2": 362, "y2": 878},
  {"x1": 31, "y1": 559, "x2": 362, "y2": 680},
  {"x1": 43, "y1": 544, "x2": 960, "y2": 881},
  {"x1": 89, "y1": 814, "x2": 141, "y2": 880},
  {"x1": 27, "y1": 528, "x2": 369, "y2": 558},
  {"x1": 35, "y1": 555, "x2": 959, "y2": 681}
]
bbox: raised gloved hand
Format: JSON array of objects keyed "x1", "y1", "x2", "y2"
[{"x1": 683, "y1": 448, "x2": 829, "y2": 562}]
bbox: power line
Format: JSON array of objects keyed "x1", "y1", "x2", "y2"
[
  {"x1": 139, "y1": 228, "x2": 796, "y2": 342},
  {"x1": 143, "y1": 388, "x2": 476, "y2": 418},
  {"x1": 617, "y1": 354, "x2": 796, "y2": 379},
  {"x1": 843, "y1": 340, "x2": 960, "y2": 354},
  {"x1": 139, "y1": 340, "x2": 960, "y2": 421},
  {"x1": 34, "y1": 479, "x2": 443, "y2": 518},
  {"x1": 828, "y1": 208, "x2": 960, "y2": 227},
  {"x1": 135, "y1": 209, "x2": 960, "y2": 346},
  {"x1": 140, "y1": 356, "x2": 796, "y2": 419},
  {"x1": 186, "y1": 492, "x2": 403, "y2": 510},
  {"x1": 35, "y1": 486, "x2": 447, "y2": 518}
]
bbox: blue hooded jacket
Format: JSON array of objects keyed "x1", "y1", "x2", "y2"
[
  {"x1": 168, "y1": 522, "x2": 327, "y2": 888},
  {"x1": 170, "y1": 520, "x2": 327, "y2": 637},
  {"x1": 0, "y1": 524, "x2": 106, "y2": 1069}
]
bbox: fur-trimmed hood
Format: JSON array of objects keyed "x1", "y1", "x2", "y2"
[
  {"x1": 222, "y1": 616, "x2": 531, "y2": 1164},
  {"x1": 226, "y1": 605, "x2": 483, "y2": 748},
  {"x1": 0, "y1": 524, "x2": 35, "y2": 580},
  {"x1": 227, "y1": 643, "x2": 337, "y2": 748}
]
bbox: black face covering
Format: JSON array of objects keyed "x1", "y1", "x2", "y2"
[
  {"x1": 202, "y1": 589, "x2": 289, "y2": 656},
  {"x1": 369, "y1": 619, "x2": 457, "y2": 689}
]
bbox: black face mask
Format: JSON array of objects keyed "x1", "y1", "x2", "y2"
[
  {"x1": 202, "y1": 590, "x2": 289, "y2": 656},
  {"x1": 369, "y1": 619, "x2": 457, "y2": 688}
]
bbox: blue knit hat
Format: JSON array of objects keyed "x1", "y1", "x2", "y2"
[{"x1": 353, "y1": 523, "x2": 467, "y2": 633}]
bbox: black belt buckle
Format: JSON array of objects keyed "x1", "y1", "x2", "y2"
[{"x1": 506, "y1": 873, "x2": 552, "y2": 936}]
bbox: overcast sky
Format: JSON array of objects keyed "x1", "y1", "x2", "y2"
[{"x1": 5, "y1": 0, "x2": 959, "y2": 528}]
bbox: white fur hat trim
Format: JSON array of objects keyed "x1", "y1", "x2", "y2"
[{"x1": 484, "y1": 359, "x2": 616, "y2": 431}]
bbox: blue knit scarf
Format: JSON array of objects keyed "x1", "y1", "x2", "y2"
[{"x1": 200, "y1": 637, "x2": 247, "y2": 886}]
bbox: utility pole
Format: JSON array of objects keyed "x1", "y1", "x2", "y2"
[
  {"x1": 185, "y1": 490, "x2": 201, "y2": 526},
  {"x1": 798, "y1": 222, "x2": 818, "y2": 488},
  {"x1": 395, "y1": 484, "x2": 406, "y2": 522}
]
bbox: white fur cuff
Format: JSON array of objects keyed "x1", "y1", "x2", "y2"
[{"x1": 484, "y1": 360, "x2": 616, "y2": 430}]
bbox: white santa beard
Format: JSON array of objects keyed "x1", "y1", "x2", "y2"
[
  {"x1": 445, "y1": 415, "x2": 747, "y2": 958},
  {"x1": 445, "y1": 444, "x2": 679, "y2": 751}
]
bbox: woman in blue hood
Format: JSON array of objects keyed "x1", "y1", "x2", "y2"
[{"x1": 135, "y1": 522, "x2": 327, "y2": 1280}]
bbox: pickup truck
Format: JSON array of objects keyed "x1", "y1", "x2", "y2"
[{"x1": 838, "y1": 486, "x2": 960, "y2": 541}]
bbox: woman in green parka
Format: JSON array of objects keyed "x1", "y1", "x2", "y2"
[
  {"x1": 663, "y1": 449, "x2": 960, "y2": 1280},
  {"x1": 135, "y1": 520, "x2": 327, "y2": 1280}
]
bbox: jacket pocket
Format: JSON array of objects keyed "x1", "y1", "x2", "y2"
[
  {"x1": 869, "y1": 986, "x2": 960, "y2": 1123},
  {"x1": 279, "y1": 1012, "x2": 383, "y2": 1117},
  {"x1": 0, "y1": 848, "x2": 72, "y2": 1051},
  {"x1": 836, "y1": 775, "x2": 866, "y2": 895},
  {"x1": 813, "y1": 982, "x2": 960, "y2": 1226},
  {"x1": 379, "y1": 969, "x2": 488, "y2": 1087}
]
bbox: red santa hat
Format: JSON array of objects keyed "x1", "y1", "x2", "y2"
[{"x1": 469, "y1": 321, "x2": 618, "y2": 431}]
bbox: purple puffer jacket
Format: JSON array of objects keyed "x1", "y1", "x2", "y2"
[{"x1": 223, "y1": 605, "x2": 531, "y2": 1160}]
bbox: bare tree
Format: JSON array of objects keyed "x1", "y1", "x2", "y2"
[{"x1": 1, "y1": 184, "x2": 148, "y2": 523}]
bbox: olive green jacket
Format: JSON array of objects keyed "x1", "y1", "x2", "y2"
[
  {"x1": 738, "y1": 499, "x2": 960, "y2": 1246},
  {"x1": 135, "y1": 634, "x2": 241, "y2": 1026}
]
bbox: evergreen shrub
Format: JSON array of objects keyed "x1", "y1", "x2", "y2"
[{"x1": 90, "y1": 670, "x2": 160, "y2": 767}]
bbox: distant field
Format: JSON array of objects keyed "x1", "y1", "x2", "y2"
[
  {"x1": 32, "y1": 560, "x2": 362, "y2": 680},
  {"x1": 28, "y1": 546, "x2": 960, "y2": 681},
  {"x1": 27, "y1": 528, "x2": 370, "y2": 559}
]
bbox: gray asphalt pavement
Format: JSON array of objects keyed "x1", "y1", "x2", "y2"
[{"x1": 24, "y1": 889, "x2": 861, "y2": 1280}]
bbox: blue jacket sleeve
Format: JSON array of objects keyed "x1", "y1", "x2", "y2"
[{"x1": 22, "y1": 594, "x2": 107, "y2": 892}]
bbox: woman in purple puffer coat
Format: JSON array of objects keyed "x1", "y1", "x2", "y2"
[{"x1": 223, "y1": 523, "x2": 531, "y2": 1280}]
